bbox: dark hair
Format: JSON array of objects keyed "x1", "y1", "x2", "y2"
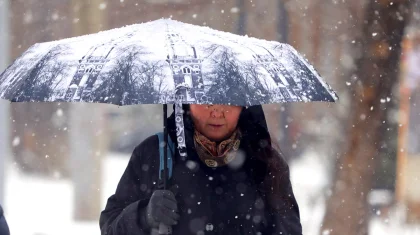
[{"x1": 238, "y1": 109, "x2": 295, "y2": 213}]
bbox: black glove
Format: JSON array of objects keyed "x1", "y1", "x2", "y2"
[{"x1": 139, "y1": 190, "x2": 180, "y2": 230}]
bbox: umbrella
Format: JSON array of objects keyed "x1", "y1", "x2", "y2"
[{"x1": 0, "y1": 18, "x2": 338, "y2": 190}]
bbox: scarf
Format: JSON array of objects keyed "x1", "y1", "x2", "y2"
[{"x1": 193, "y1": 129, "x2": 241, "y2": 167}]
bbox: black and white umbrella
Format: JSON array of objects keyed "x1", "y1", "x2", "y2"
[{"x1": 0, "y1": 18, "x2": 338, "y2": 187}]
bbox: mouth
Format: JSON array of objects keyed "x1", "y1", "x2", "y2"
[{"x1": 209, "y1": 124, "x2": 224, "y2": 128}]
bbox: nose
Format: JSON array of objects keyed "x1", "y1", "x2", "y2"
[{"x1": 209, "y1": 105, "x2": 224, "y2": 118}]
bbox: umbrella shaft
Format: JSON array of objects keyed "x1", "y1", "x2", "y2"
[{"x1": 163, "y1": 104, "x2": 168, "y2": 190}]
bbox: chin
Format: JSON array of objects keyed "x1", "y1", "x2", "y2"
[{"x1": 207, "y1": 133, "x2": 227, "y2": 142}]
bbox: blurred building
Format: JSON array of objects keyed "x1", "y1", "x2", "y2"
[
  {"x1": 397, "y1": 31, "x2": 420, "y2": 224},
  {"x1": 0, "y1": 0, "x2": 11, "y2": 206},
  {"x1": 9, "y1": 0, "x2": 74, "y2": 177}
]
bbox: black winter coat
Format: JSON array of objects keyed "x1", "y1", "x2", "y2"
[
  {"x1": 0, "y1": 205, "x2": 10, "y2": 235},
  {"x1": 100, "y1": 106, "x2": 302, "y2": 235}
]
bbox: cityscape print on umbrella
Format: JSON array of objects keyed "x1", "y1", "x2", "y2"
[
  {"x1": 61, "y1": 45, "x2": 113, "y2": 102},
  {"x1": 200, "y1": 42, "x2": 302, "y2": 106},
  {"x1": 0, "y1": 44, "x2": 73, "y2": 102},
  {"x1": 164, "y1": 31, "x2": 207, "y2": 104},
  {"x1": 0, "y1": 19, "x2": 338, "y2": 106},
  {"x1": 58, "y1": 31, "x2": 144, "y2": 104}
]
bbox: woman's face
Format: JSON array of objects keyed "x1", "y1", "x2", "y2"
[{"x1": 189, "y1": 104, "x2": 242, "y2": 142}]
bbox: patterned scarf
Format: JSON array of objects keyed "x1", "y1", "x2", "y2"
[{"x1": 193, "y1": 129, "x2": 241, "y2": 167}]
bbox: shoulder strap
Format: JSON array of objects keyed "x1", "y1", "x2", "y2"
[{"x1": 156, "y1": 132, "x2": 175, "y2": 180}]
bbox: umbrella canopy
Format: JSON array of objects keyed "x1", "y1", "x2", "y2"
[
  {"x1": 0, "y1": 18, "x2": 339, "y2": 192},
  {"x1": 0, "y1": 18, "x2": 338, "y2": 106}
]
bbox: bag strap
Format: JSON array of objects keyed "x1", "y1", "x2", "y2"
[{"x1": 156, "y1": 132, "x2": 174, "y2": 180}]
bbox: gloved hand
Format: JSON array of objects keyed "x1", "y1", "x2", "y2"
[{"x1": 139, "y1": 190, "x2": 180, "y2": 230}]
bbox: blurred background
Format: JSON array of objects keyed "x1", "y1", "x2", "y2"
[{"x1": 0, "y1": 0, "x2": 420, "y2": 234}]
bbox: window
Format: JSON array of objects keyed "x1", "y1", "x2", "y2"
[
  {"x1": 85, "y1": 67, "x2": 94, "y2": 73},
  {"x1": 182, "y1": 67, "x2": 192, "y2": 74}
]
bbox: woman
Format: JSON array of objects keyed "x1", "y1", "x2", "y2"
[
  {"x1": 100, "y1": 104, "x2": 302, "y2": 234},
  {"x1": 0, "y1": 204, "x2": 10, "y2": 235}
]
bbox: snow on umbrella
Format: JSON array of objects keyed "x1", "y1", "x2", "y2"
[{"x1": 0, "y1": 18, "x2": 338, "y2": 188}]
